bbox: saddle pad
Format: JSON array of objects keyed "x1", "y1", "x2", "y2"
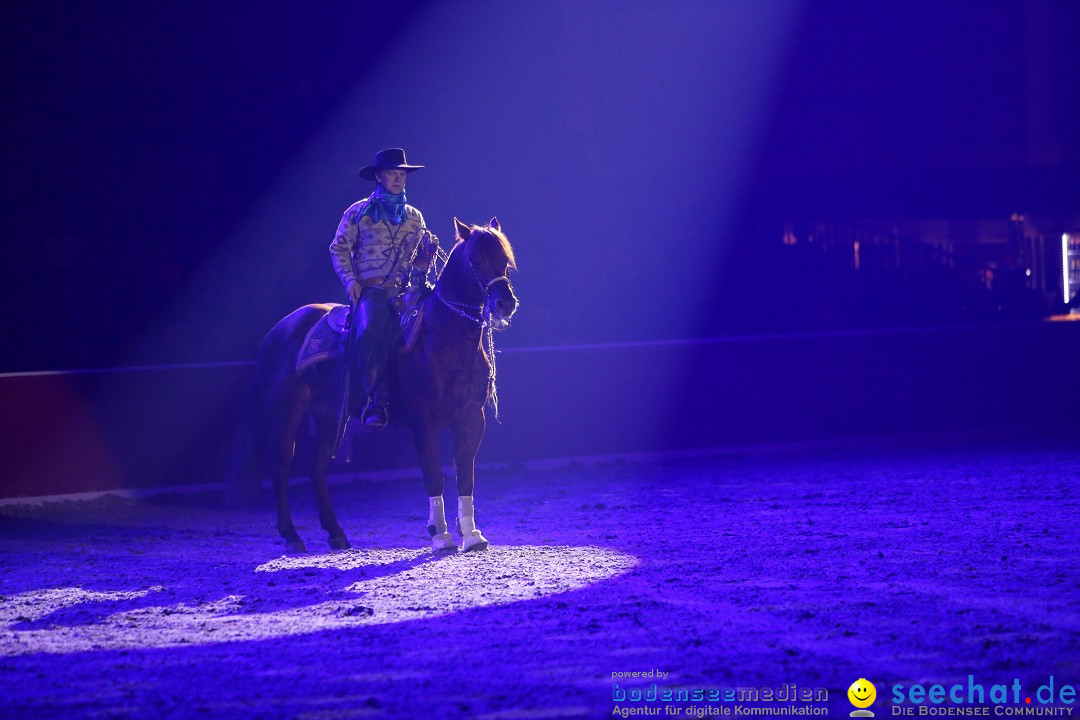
[{"x1": 296, "y1": 304, "x2": 350, "y2": 372}]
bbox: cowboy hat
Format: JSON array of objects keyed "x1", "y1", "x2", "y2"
[{"x1": 358, "y1": 148, "x2": 424, "y2": 181}]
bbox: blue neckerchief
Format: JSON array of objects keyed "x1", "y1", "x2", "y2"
[{"x1": 360, "y1": 185, "x2": 408, "y2": 225}]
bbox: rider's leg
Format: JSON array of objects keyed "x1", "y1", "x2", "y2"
[{"x1": 355, "y1": 288, "x2": 395, "y2": 427}]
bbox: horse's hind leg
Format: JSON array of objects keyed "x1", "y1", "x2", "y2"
[
  {"x1": 452, "y1": 410, "x2": 489, "y2": 552},
  {"x1": 311, "y1": 410, "x2": 350, "y2": 550},
  {"x1": 224, "y1": 377, "x2": 263, "y2": 508},
  {"x1": 270, "y1": 390, "x2": 309, "y2": 554}
]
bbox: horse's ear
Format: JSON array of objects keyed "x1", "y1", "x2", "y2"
[
  {"x1": 454, "y1": 217, "x2": 471, "y2": 240},
  {"x1": 489, "y1": 217, "x2": 500, "y2": 231}
]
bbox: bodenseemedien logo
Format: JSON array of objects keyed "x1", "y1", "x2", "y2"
[
  {"x1": 849, "y1": 679, "x2": 877, "y2": 717},
  {"x1": 608, "y1": 675, "x2": 829, "y2": 717}
]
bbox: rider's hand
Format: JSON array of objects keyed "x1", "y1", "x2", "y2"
[
  {"x1": 422, "y1": 230, "x2": 438, "y2": 253},
  {"x1": 347, "y1": 280, "x2": 363, "y2": 302},
  {"x1": 415, "y1": 231, "x2": 438, "y2": 266}
]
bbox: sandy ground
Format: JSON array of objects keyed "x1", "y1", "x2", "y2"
[{"x1": 1, "y1": 437, "x2": 1079, "y2": 719}]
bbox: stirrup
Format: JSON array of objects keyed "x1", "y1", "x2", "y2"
[{"x1": 360, "y1": 399, "x2": 388, "y2": 429}]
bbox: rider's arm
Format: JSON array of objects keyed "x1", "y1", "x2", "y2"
[
  {"x1": 410, "y1": 210, "x2": 438, "y2": 268},
  {"x1": 329, "y1": 208, "x2": 359, "y2": 289}
]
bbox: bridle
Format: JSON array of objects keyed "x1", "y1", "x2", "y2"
[{"x1": 435, "y1": 248, "x2": 515, "y2": 330}]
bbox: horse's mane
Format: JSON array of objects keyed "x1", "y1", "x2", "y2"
[{"x1": 486, "y1": 225, "x2": 517, "y2": 270}]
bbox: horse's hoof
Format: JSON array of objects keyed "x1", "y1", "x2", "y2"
[
  {"x1": 462, "y1": 532, "x2": 489, "y2": 553},
  {"x1": 286, "y1": 540, "x2": 308, "y2": 554},
  {"x1": 431, "y1": 532, "x2": 457, "y2": 553},
  {"x1": 329, "y1": 536, "x2": 351, "y2": 551}
]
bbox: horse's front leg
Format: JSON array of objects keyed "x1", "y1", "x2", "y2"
[
  {"x1": 451, "y1": 409, "x2": 488, "y2": 552},
  {"x1": 311, "y1": 409, "x2": 350, "y2": 551},
  {"x1": 411, "y1": 422, "x2": 456, "y2": 552}
]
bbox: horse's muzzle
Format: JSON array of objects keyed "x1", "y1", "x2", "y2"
[{"x1": 489, "y1": 282, "x2": 518, "y2": 326}]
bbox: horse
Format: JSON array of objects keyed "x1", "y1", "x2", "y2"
[{"x1": 234, "y1": 217, "x2": 518, "y2": 554}]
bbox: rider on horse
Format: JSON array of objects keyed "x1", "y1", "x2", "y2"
[{"x1": 329, "y1": 148, "x2": 438, "y2": 429}]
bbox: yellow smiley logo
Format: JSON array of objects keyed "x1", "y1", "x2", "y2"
[{"x1": 848, "y1": 678, "x2": 877, "y2": 708}]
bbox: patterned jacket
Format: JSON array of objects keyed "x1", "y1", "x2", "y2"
[{"x1": 329, "y1": 194, "x2": 430, "y2": 289}]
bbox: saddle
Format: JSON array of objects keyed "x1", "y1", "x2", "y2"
[
  {"x1": 296, "y1": 304, "x2": 350, "y2": 372},
  {"x1": 295, "y1": 294, "x2": 428, "y2": 373}
]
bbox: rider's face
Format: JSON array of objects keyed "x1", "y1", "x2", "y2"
[{"x1": 377, "y1": 169, "x2": 407, "y2": 194}]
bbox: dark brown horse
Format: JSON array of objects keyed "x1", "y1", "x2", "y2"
[{"x1": 236, "y1": 218, "x2": 517, "y2": 554}]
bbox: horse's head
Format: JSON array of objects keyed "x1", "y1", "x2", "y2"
[{"x1": 449, "y1": 216, "x2": 519, "y2": 328}]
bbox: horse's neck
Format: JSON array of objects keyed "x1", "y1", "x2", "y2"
[{"x1": 423, "y1": 269, "x2": 484, "y2": 352}]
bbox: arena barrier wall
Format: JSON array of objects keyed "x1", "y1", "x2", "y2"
[{"x1": 3, "y1": 322, "x2": 1079, "y2": 498}]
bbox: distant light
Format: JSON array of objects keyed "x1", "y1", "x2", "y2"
[
  {"x1": 1025, "y1": 269, "x2": 1032, "y2": 277},
  {"x1": 782, "y1": 223, "x2": 797, "y2": 245},
  {"x1": 1063, "y1": 234, "x2": 1072, "y2": 305}
]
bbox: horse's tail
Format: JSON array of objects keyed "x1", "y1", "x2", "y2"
[{"x1": 223, "y1": 368, "x2": 266, "y2": 507}]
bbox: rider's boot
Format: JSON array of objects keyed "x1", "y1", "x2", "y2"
[
  {"x1": 359, "y1": 369, "x2": 388, "y2": 429},
  {"x1": 360, "y1": 395, "x2": 387, "y2": 429}
]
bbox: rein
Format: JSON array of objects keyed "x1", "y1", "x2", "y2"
[
  {"x1": 434, "y1": 284, "x2": 484, "y2": 324},
  {"x1": 432, "y1": 249, "x2": 514, "y2": 421}
]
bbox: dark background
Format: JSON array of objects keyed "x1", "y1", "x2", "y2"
[{"x1": 3, "y1": 0, "x2": 1079, "y2": 373}]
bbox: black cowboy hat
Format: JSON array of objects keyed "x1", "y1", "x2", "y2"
[{"x1": 358, "y1": 148, "x2": 424, "y2": 181}]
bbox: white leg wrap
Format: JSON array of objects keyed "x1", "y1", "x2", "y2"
[
  {"x1": 456, "y1": 495, "x2": 488, "y2": 552},
  {"x1": 427, "y1": 495, "x2": 447, "y2": 534},
  {"x1": 427, "y1": 495, "x2": 455, "y2": 552},
  {"x1": 457, "y1": 496, "x2": 476, "y2": 534}
]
